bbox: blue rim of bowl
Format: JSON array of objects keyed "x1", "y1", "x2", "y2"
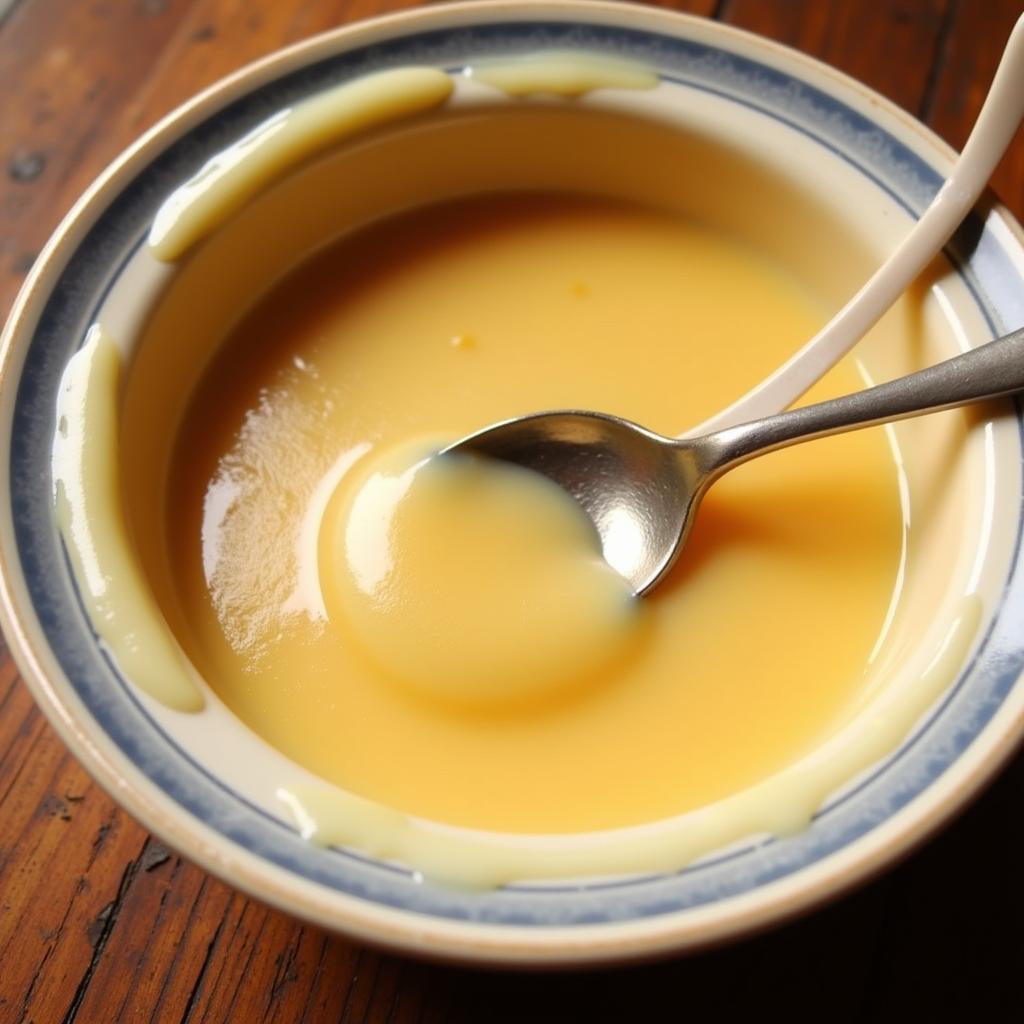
[{"x1": 6, "y1": 12, "x2": 1024, "y2": 933}]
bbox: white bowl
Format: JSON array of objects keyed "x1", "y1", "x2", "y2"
[{"x1": 2, "y1": 1, "x2": 1024, "y2": 965}]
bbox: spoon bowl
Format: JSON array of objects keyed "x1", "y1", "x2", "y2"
[
  {"x1": 448, "y1": 410, "x2": 702, "y2": 592},
  {"x1": 448, "y1": 326, "x2": 1024, "y2": 595}
]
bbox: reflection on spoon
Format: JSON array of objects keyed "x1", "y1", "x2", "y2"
[{"x1": 447, "y1": 327, "x2": 1024, "y2": 595}]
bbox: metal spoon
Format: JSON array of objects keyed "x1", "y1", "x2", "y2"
[{"x1": 446, "y1": 327, "x2": 1024, "y2": 596}]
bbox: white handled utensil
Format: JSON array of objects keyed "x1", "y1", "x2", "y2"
[{"x1": 688, "y1": 13, "x2": 1024, "y2": 435}]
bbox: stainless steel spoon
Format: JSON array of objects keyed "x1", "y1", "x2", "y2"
[{"x1": 446, "y1": 327, "x2": 1024, "y2": 596}]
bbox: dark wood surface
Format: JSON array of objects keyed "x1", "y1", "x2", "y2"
[{"x1": 2, "y1": 1, "x2": 1023, "y2": 1020}]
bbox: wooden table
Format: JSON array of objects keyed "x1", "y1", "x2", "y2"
[{"x1": 2, "y1": 1, "x2": 1023, "y2": 1019}]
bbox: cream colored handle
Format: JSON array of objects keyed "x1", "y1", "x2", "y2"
[{"x1": 687, "y1": 13, "x2": 1024, "y2": 437}]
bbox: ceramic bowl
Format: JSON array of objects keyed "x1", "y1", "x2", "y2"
[{"x1": 2, "y1": 0, "x2": 1024, "y2": 965}]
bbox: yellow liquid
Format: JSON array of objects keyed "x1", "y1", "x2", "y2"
[
  {"x1": 163, "y1": 193, "x2": 902, "y2": 834},
  {"x1": 319, "y1": 443, "x2": 641, "y2": 707}
]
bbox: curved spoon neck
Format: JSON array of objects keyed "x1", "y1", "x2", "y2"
[{"x1": 667, "y1": 434, "x2": 741, "y2": 485}]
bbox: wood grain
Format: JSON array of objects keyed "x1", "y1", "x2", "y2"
[{"x1": 1, "y1": 1, "x2": 1023, "y2": 1020}]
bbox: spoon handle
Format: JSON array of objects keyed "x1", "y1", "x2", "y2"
[
  {"x1": 686, "y1": 13, "x2": 1024, "y2": 437},
  {"x1": 698, "y1": 326, "x2": 1024, "y2": 475}
]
